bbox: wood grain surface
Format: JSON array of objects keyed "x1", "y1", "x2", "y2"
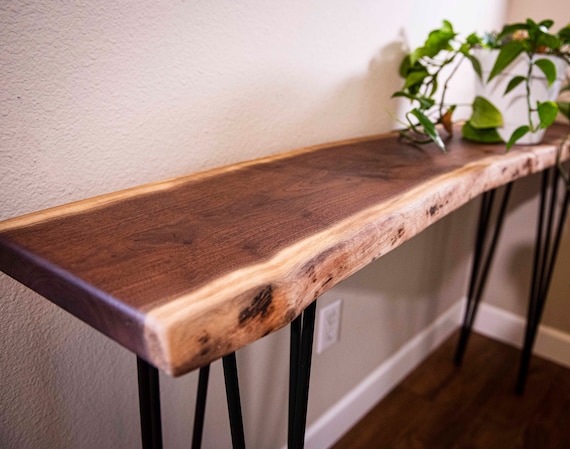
[
  {"x1": 332, "y1": 331, "x2": 570, "y2": 449},
  {"x1": 1, "y1": 126, "x2": 568, "y2": 376}
]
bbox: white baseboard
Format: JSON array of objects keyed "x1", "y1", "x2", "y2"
[
  {"x1": 300, "y1": 300, "x2": 464, "y2": 449},
  {"x1": 292, "y1": 299, "x2": 570, "y2": 449},
  {"x1": 473, "y1": 302, "x2": 570, "y2": 369}
]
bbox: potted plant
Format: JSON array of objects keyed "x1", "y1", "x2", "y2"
[{"x1": 393, "y1": 19, "x2": 570, "y2": 152}]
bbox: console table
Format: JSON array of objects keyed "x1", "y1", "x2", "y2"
[{"x1": 1, "y1": 125, "x2": 568, "y2": 449}]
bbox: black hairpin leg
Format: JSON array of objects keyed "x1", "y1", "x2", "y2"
[
  {"x1": 516, "y1": 167, "x2": 569, "y2": 394},
  {"x1": 223, "y1": 353, "x2": 246, "y2": 449},
  {"x1": 191, "y1": 365, "x2": 211, "y2": 449},
  {"x1": 455, "y1": 183, "x2": 513, "y2": 365},
  {"x1": 192, "y1": 357, "x2": 245, "y2": 449},
  {"x1": 288, "y1": 301, "x2": 317, "y2": 449},
  {"x1": 137, "y1": 357, "x2": 163, "y2": 449}
]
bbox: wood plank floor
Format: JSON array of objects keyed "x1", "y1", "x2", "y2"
[{"x1": 331, "y1": 331, "x2": 570, "y2": 449}]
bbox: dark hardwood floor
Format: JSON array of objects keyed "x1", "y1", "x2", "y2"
[{"x1": 332, "y1": 331, "x2": 570, "y2": 449}]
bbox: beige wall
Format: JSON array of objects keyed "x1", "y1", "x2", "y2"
[
  {"x1": 480, "y1": 176, "x2": 570, "y2": 334},
  {"x1": 506, "y1": 0, "x2": 569, "y2": 24},
  {"x1": 484, "y1": 2, "x2": 570, "y2": 332},
  {"x1": 2, "y1": 1, "x2": 568, "y2": 448}
]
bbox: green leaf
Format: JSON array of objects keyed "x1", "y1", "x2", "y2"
[
  {"x1": 422, "y1": 21, "x2": 456, "y2": 57},
  {"x1": 465, "y1": 54, "x2": 482, "y2": 80},
  {"x1": 537, "y1": 101, "x2": 558, "y2": 128},
  {"x1": 498, "y1": 22, "x2": 529, "y2": 41},
  {"x1": 558, "y1": 24, "x2": 570, "y2": 43},
  {"x1": 408, "y1": 21, "x2": 458, "y2": 66},
  {"x1": 533, "y1": 58, "x2": 557, "y2": 86},
  {"x1": 392, "y1": 91, "x2": 435, "y2": 110},
  {"x1": 469, "y1": 96, "x2": 503, "y2": 129},
  {"x1": 398, "y1": 55, "x2": 411, "y2": 78},
  {"x1": 488, "y1": 40, "x2": 525, "y2": 82},
  {"x1": 558, "y1": 101, "x2": 570, "y2": 121},
  {"x1": 526, "y1": 18, "x2": 539, "y2": 36},
  {"x1": 461, "y1": 121, "x2": 503, "y2": 143},
  {"x1": 428, "y1": 77, "x2": 438, "y2": 97},
  {"x1": 404, "y1": 69, "x2": 429, "y2": 89},
  {"x1": 410, "y1": 47, "x2": 428, "y2": 66},
  {"x1": 459, "y1": 43, "x2": 470, "y2": 55},
  {"x1": 538, "y1": 20, "x2": 554, "y2": 30},
  {"x1": 466, "y1": 32, "x2": 482, "y2": 46},
  {"x1": 506, "y1": 125, "x2": 530, "y2": 150},
  {"x1": 410, "y1": 108, "x2": 446, "y2": 151},
  {"x1": 536, "y1": 33, "x2": 561, "y2": 51},
  {"x1": 504, "y1": 76, "x2": 526, "y2": 95},
  {"x1": 441, "y1": 19, "x2": 453, "y2": 33}
]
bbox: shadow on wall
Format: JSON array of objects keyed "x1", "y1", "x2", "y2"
[
  {"x1": 0, "y1": 279, "x2": 140, "y2": 449},
  {"x1": 504, "y1": 176, "x2": 538, "y2": 316},
  {"x1": 339, "y1": 202, "x2": 476, "y2": 337},
  {"x1": 544, "y1": 216, "x2": 570, "y2": 330},
  {"x1": 158, "y1": 39, "x2": 432, "y2": 449},
  {"x1": 230, "y1": 206, "x2": 478, "y2": 448},
  {"x1": 180, "y1": 38, "x2": 408, "y2": 174},
  {"x1": 220, "y1": 41, "x2": 412, "y2": 449},
  {"x1": 331, "y1": 40, "x2": 409, "y2": 136},
  {"x1": 0, "y1": 34, "x2": 430, "y2": 449},
  {"x1": 504, "y1": 173, "x2": 570, "y2": 331}
]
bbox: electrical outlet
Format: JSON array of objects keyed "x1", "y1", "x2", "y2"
[{"x1": 316, "y1": 299, "x2": 342, "y2": 354}]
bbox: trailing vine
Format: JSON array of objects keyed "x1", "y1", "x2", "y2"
[{"x1": 393, "y1": 19, "x2": 570, "y2": 152}]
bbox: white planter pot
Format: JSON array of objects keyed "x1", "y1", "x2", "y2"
[{"x1": 473, "y1": 48, "x2": 568, "y2": 144}]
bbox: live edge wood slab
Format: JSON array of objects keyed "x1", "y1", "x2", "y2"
[{"x1": 1, "y1": 126, "x2": 568, "y2": 376}]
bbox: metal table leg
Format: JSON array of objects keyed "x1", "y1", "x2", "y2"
[
  {"x1": 288, "y1": 301, "x2": 317, "y2": 449},
  {"x1": 455, "y1": 183, "x2": 513, "y2": 365},
  {"x1": 137, "y1": 357, "x2": 163, "y2": 449},
  {"x1": 517, "y1": 167, "x2": 569, "y2": 393},
  {"x1": 223, "y1": 352, "x2": 246, "y2": 449},
  {"x1": 137, "y1": 356, "x2": 244, "y2": 449},
  {"x1": 192, "y1": 365, "x2": 210, "y2": 449}
]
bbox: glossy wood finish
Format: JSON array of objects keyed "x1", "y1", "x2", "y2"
[
  {"x1": 0, "y1": 126, "x2": 568, "y2": 376},
  {"x1": 332, "y1": 331, "x2": 570, "y2": 449}
]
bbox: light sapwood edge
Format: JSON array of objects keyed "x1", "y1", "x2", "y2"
[
  {"x1": 144, "y1": 142, "x2": 569, "y2": 376},
  {"x1": 0, "y1": 132, "x2": 394, "y2": 232}
]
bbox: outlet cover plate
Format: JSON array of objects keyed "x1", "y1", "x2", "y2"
[{"x1": 316, "y1": 299, "x2": 342, "y2": 354}]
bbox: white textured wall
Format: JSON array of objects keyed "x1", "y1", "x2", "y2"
[{"x1": 12, "y1": 1, "x2": 570, "y2": 448}]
